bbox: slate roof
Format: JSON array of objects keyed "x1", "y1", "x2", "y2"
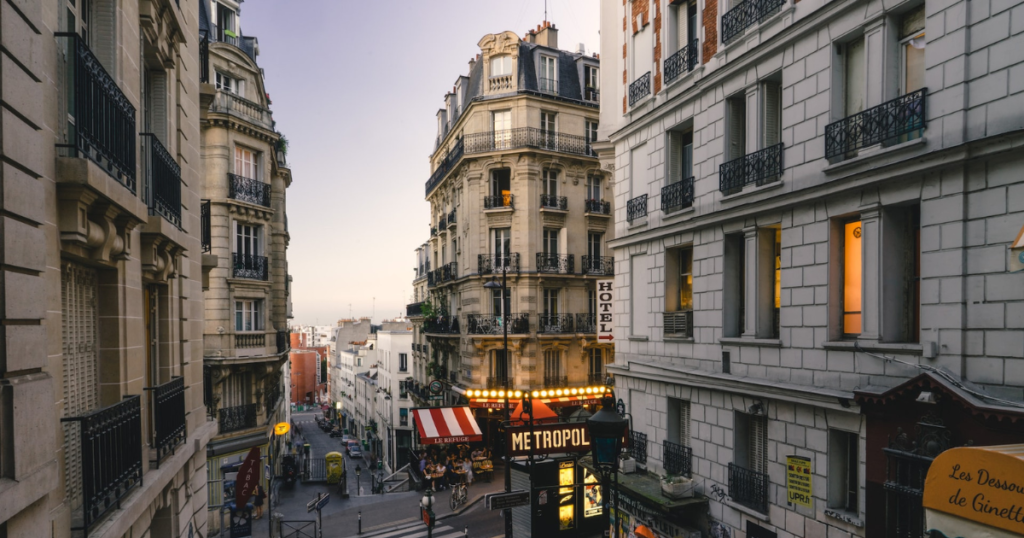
[{"x1": 459, "y1": 41, "x2": 598, "y2": 106}]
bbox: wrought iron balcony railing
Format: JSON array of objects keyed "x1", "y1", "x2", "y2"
[
  {"x1": 447, "y1": 209, "x2": 457, "y2": 227},
  {"x1": 539, "y1": 77, "x2": 559, "y2": 94},
  {"x1": 484, "y1": 194, "x2": 514, "y2": 209},
  {"x1": 537, "y1": 253, "x2": 574, "y2": 274},
  {"x1": 627, "y1": 194, "x2": 648, "y2": 222},
  {"x1": 56, "y1": 33, "x2": 137, "y2": 192},
  {"x1": 582, "y1": 256, "x2": 614, "y2": 276},
  {"x1": 664, "y1": 310, "x2": 694, "y2": 338},
  {"x1": 236, "y1": 333, "x2": 266, "y2": 348},
  {"x1": 478, "y1": 253, "x2": 521, "y2": 274},
  {"x1": 719, "y1": 143, "x2": 784, "y2": 194},
  {"x1": 61, "y1": 395, "x2": 143, "y2": 533},
  {"x1": 141, "y1": 134, "x2": 182, "y2": 228},
  {"x1": 576, "y1": 313, "x2": 597, "y2": 334},
  {"x1": 486, "y1": 376, "x2": 511, "y2": 390},
  {"x1": 201, "y1": 199, "x2": 212, "y2": 253},
  {"x1": 825, "y1": 88, "x2": 927, "y2": 161},
  {"x1": 423, "y1": 315, "x2": 460, "y2": 335},
  {"x1": 629, "y1": 430, "x2": 648, "y2": 464},
  {"x1": 629, "y1": 72, "x2": 652, "y2": 106},
  {"x1": 233, "y1": 253, "x2": 269, "y2": 280},
  {"x1": 665, "y1": 40, "x2": 700, "y2": 84},
  {"x1": 442, "y1": 262, "x2": 458, "y2": 282},
  {"x1": 228, "y1": 173, "x2": 272, "y2": 207},
  {"x1": 277, "y1": 330, "x2": 290, "y2": 354},
  {"x1": 728, "y1": 463, "x2": 770, "y2": 513},
  {"x1": 218, "y1": 403, "x2": 258, "y2": 434},
  {"x1": 430, "y1": 226, "x2": 438, "y2": 237},
  {"x1": 585, "y1": 87, "x2": 600, "y2": 102},
  {"x1": 588, "y1": 372, "x2": 607, "y2": 385},
  {"x1": 407, "y1": 302, "x2": 425, "y2": 317},
  {"x1": 538, "y1": 314, "x2": 575, "y2": 334},
  {"x1": 427, "y1": 271, "x2": 436, "y2": 288},
  {"x1": 664, "y1": 441, "x2": 693, "y2": 478},
  {"x1": 662, "y1": 177, "x2": 695, "y2": 213},
  {"x1": 540, "y1": 194, "x2": 568, "y2": 210},
  {"x1": 544, "y1": 376, "x2": 569, "y2": 387},
  {"x1": 438, "y1": 215, "x2": 448, "y2": 229},
  {"x1": 147, "y1": 377, "x2": 186, "y2": 467},
  {"x1": 722, "y1": 0, "x2": 786, "y2": 44},
  {"x1": 585, "y1": 199, "x2": 611, "y2": 215},
  {"x1": 199, "y1": 31, "x2": 210, "y2": 83},
  {"x1": 467, "y1": 313, "x2": 530, "y2": 335}
]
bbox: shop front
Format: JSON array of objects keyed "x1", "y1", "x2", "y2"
[{"x1": 922, "y1": 444, "x2": 1024, "y2": 538}]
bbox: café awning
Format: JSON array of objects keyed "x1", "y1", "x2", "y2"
[
  {"x1": 412, "y1": 406, "x2": 483, "y2": 445},
  {"x1": 924, "y1": 444, "x2": 1024, "y2": 538}
]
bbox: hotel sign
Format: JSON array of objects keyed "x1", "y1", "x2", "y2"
[
  {"x1": 507, "y1": 423, "x2": 592, "y2": 457},
  {"x1": 597, "y1": 280, "x2": 614, "y2": 341},
  {"x1": 924, "y1": 446, "x2": 1024, "y2": 536}
]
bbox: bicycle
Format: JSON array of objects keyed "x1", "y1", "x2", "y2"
[{"x1": 449, "y1": 479, "x2": 468, "y2": 510}]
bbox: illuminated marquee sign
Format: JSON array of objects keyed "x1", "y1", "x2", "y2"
[{"x1": 507, "y1": 423, "x2": 592, "y2": 457}]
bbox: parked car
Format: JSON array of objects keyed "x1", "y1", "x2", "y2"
[
  {"x1": 349, "y1": 445, "x2": 362, "y2": 458},
  {"x1": 345, "y1": 440, "x2": 359, "y2": 454}
]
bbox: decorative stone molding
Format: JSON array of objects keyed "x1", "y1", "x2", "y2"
[
  {"x1": 227, "y1": 202, "x2": 274, "y2": 222},
  {"x1": 57, "y1": 186, "x2": 142, "y2": 264},
  {"x1": 140, "y1": 234, "x2": 182, "y2": 283}
]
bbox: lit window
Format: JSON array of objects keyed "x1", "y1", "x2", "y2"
[{"x1": 843, "y1": 220, "x2": 863, "y2": 336}]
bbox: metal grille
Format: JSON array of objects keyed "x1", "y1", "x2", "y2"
[
  {"x1": 722, "y1": 0, "x2": 786, "y2": 44},
  {"x1": 537, "y1": 314, "x2": 575, "y2": 334},
  {"x1": 484, "y1": 193, "x2": 514, "y2": 209},
  {"x1": 629, "y1": 430, "x2": 648, "y2": 464},
  {"x1": 629, "y1": 72, "x2": 651, "y2": 106},
  {"x1": 218, "y1": 403, "x2": 258, "y2": 434},
  {"x1": 664, "y1": 441, "x2": 693, "y2": 477},
  {"x1": 201, "y1": 200, "x2": 211, "y2": 253},
  {"x1": 581, "y1": 256, "x2": 614, "y2": 276},
  {"x1": 227, "y1": 173, "x2": 272, "y2": 207},
  {"x1": 728, "y1": 462, "x2": 769, "y2": 513},
  {"x1": 719, "y1": 143, "x2": 784, "y2": 194},
  {"x1": 61, "y1": 262, "x2": 100, "y2": 515},
  {"x1": 825, "y1": 88, "x2": 927, "y2": 161},
  {"x1": 280, "y1": 521, "x2": 316, "y2": 538},
  {"x1": 627, "y1": 194, "x2": 648, "y2": 222},
  {"x1": 575, "y1": 313, "x2": 596, "y2": 334},
  {"x1": 466, "y1": 314, "x2": 530, "y2": 335},
  {"x1": 584, "y1": 199, "x2": 611, "y2": 214},
  {"x1": 664, "y1": 40, "x2": 700, "y2": 83},
  {"x1": 540, "y1": 194, "x2": 568, "y2": 210},
  {"x1": 233, "y1": 253, "x2": 269, "y2": 280},
  {"x1": 661, "y1": 177, "x2": 695, "y2": 213},
  {"x1": 664, "y1": 311, "x2": 693, "y2": 338},
  {"x1": 141, "y1": 133, "x2": 182, "y2": 228},
  {"x1": 149, "y1": 376, "x2": 186, "y2": 467},
  {"x1": 478, "y1": 253, "x2": 521, "y2": 274},
  {"x1": 536, "y1": 253, "x2": 574, "y2": 274}
]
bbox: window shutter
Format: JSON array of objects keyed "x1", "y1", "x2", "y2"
[
  {"x1": 62, "y1": 262, "x2": 100, "y2": 512},
  {"x1": 679, "y1": 401, "x2": 691, "y2": 446},
  {"x1": 668, "y1": 132, "x2": 682, "y2": 185},
  {"x1": 749, "y1": 415, "x2": 767, "y2": 473},
  {"x1": 845, "y1": 39, "x2": 866, "y2": 116},
  {"x1": 728, "y1": 99, "x2": 746, "y2": 160},
  {"x1": 762, "y1": 82, "x2": 781, "y2": 148},
  {"x1": 148, "y1": 71, "x2": 168, "y2": 143},
  {"x1": 89, "y1": 0, "x2": 117, "y2": 73}
]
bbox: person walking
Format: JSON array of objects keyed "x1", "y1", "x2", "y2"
[{"x1": 253, "y1": 484, "x2": 267, "y2": 519}]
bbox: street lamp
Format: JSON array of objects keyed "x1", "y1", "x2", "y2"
[
  {"x1": 587, "y1": 397, "x2": 628, "y2": 538},
  {"x1": 483, "y1": 266, "x2": 512, "y2": 538}
]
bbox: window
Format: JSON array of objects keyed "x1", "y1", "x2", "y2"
[
  {"x1": 491, "y1": 288, "x2": 511, "y2": 317},
  {"x1": 670, "y1": 0, "x2": 698, "y2": 52},
  {"x1": 630, "y1": 143, "x2": 648, "y2": 199},
  {"x1": 586, "y1": 120, "x2": 599, "y2": 154},
  {"x1": 840, "y1": 37, "x2": 866, "y2": 118},
  {"x1": 543, "y1": 349, "x2": 562, "y2": 382},
  {"x1": 491, "y1": 349, "x2": 509, "y2": 382},
  {"x1": 235, "y1": 147, "x2": 258, "y2": 179},
  {"x1": 399, "y1": 353, "x2": 408, "y2": 372},
  {"x1": 667, "y1": 130, "x2": 694, "y2": 184},
  {"x1": 630, "y1": 254, "x2": 650, "y2": 337},
  {"x1": 585, "y1": 66, "x2": 600, "y2": 100},
  {"x1": 216, "y1": 2, "x2": 237, "y2": 38},
  {"x1": 65, "y1": 0, "x2": 115, "y2": 69},
  {"x1": 543, "y1": 169, "x2": 558, "y2": 198},
  {"x1": 726, "y1": 94, "x2": 746, "y2": 162},
  {"x1": 143, "y1": 69, "x2": 168, "y2": 142},
  {"x1": 235, "y1": 300, "x2": 264, "y2": 332},
  {"x1": 586, "y1": 175, "x2": 602, "y2": 201},
  {"x1": 881, "y1": 205, "x2": 921, "y2": 342},
  {"x1": 492, "y1": 228, "x2": 511, "y2": 260},
  {"x1": 734, "y1": 412, "x2": 767, "y2": 474},
  {"x1": 632, "y1": 22, "x2": 653, "y2": 79},
  {"x1": 400, "y1": 408, "x2": 409, "y2": 425},
  {"x1": 235, "y1": 223, "x2": 262, "y2": 257},
  {"x1": 900, "y1": 7, "x2": 925, "y2": 97},
  {"x1": 588, "y1": 288, "x2": 597, "y2": 316},
  {"x1": 842, "y1": 220, "x2": 863, "y2": 336},
  {"x1": 492, "y1": 111, "x2": 512, "y2": 149},
  {"x1": 543, "y1": 289, "x2": 559, "y2": 315},
  {"x1": 762, "y1": 80, "x2": 782, "y2": 148},
  {"x1": 829, "y1": 429, "x2": 859, "y2": 512},
  {"x1": 490, "y1": 55, "x2": 512, "y2": 77},
  {"x1": 216, "y1": 72, "x2": 244, "y2": 96},
  {"x1": 490, "y1": 169, "x2": 512, "y2": 206},
  {"x1": 540, "y1": 112, "x2": 557, "y2": 149},
  {"x1": 723, "y1": 235, "x2": 745, "y2": 337},
  {"x1": 588, "y1": 348, "x2": 606, "y2": 383},
  {"x1": 543, "y1": 228, "x2": 559, "y2": 256},
  {"x1": 588, "y1": 233, "x2": 602, "y2": 259},
  {"x1": 668, "y1": 399, "x2": 691, "y2": 446},
  {"x1": 539, "y1": 56, "x2": 557, "y2": 93}
]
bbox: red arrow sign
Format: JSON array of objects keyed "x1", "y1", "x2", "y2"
[{"x1": 598, "y1": 335, "x2": 614, "y2": 341}]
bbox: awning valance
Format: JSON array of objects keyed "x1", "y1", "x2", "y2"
[{"x1": 413, "y1": 407, "x2": 483, "y2": 445}]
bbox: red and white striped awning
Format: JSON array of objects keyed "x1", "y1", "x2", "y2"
[{"x1": 412, "y1": 407, "x2": 484, "y2": 445}]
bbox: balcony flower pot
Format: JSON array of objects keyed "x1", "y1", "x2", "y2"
[
  {"x1": 619, "y1": 456, "x2": 636, "y2": 474},
  {"x1": 661, "y1": 475, "x2": 694, "y2": 499}
]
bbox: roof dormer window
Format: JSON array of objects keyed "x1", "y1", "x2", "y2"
[{"x1": 491, "y1": 55, "x2": 512, "y2": 77}]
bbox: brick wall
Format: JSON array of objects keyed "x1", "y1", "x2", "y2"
[{"x1": 703, "y1": 0, "x2": 718, "y2": 62}]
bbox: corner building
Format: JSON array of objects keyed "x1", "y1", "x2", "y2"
[
  {"x1": 0, "y1": 0, "x2": 212, "y2": 536},
  {"x1": 598, "y1": 0, "x2": 1024, "y2": 536},
  {"x1": 407, "y1": 23, "x2": 614, "y2": 421}
]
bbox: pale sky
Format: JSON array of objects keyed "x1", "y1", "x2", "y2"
[{"x1": 244, "y1": 1, "x2": 601, "y2": 326}]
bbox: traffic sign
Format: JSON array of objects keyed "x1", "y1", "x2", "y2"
[
  {"x1": 487, "y1": 490, "x2": 530, "y2": 510},
  {"x1": 306, "y1": 493, "x2": 330, "y2": 513}
]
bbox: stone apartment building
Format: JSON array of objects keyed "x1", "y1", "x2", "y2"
[
  {"x1": 407, "y1": 23, "x2": 615, "y2": 420},
  {"x1": 597, "y1": 0, "x2": 1024, "y2": 536},
  {"x1": 373, "y1": 322, "x2": 414, "y2": 473},
  {"x1": 0, "y1": 0, "x2": 213, "y2": 536},
  {"x1": 197, "y1": 0, "x2": 292, "y2": 532}
]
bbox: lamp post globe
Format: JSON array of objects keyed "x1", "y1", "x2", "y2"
[{"x1": 421, "y1": 490, "x2": 433, "y2": 509}]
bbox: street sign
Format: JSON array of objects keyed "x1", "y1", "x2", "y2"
[
  {"x1": 429, "y1": 395, "x2": 443, "y2": 401},
  {"x1": 421, "y1": 507, "x2": 435, "y2": 527},
  {"x1": 316, "y1": 494, "x2": 330, "y2": 510},
  {"x1": 429, "y1": 380, "x2": 444, "y2": 394},
  {"x1": 506, "y1": 422, "x2": 593, "y2": 457},
  {"x1": 487, "y1": 490, "x2": 530, "y2": 510},
  {"x1": 306, "y1": 497, "x2": 318, "y2": 513}
]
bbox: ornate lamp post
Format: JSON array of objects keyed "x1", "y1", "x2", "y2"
[
  {"x1": 483, "y1": 266, "x2": 512, "y2": 538},
  {"x1": 421, "y1": 489, "x2": 435, "y2": 538},
  {"x1": 587, "y1": 397, "x2": 628, "y2": 538},
  {"x1": 355, "y1": 464, "x2": 361, "y2": 496}
]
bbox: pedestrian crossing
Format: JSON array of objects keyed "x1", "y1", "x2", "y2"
[{"x1": 357, "y1": 522, "x2": 466, "y2": 538}]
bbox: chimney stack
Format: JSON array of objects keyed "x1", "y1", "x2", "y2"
[{"x1": 535, "y1": 21, "x2": 558, "y2": 49}]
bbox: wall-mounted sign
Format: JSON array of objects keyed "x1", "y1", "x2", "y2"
[
  {"x1": 274, "y1": 422, "x2": 291, "y2": 436},
  {"x1": 785, "y1": 455, "x2": 813, "y2": 508},
  {"x1": 507, "y1": 422, "x2": 592, "y2": 457},
  {"x1": 487, "y1": 491, "x2": 530, "y2": 510},
  {"x1": 597, "y1": 280, "x2": 614, "y2": 341},
  {"x1": 923, "y1": 445, "x2": 1024, "y2": 536},
  {"x1": 429, "y1": 380, "x2": 444, "y2": 394}
]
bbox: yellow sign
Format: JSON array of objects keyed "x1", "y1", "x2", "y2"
[
  {"x1": 786, "y1": 455, "x2": 813, "y2": 508},
  {"x1": 923, "y1": 445, "x2": 1024, "y2": 536},
  {"x1": 274, "y1": 422, "x2": 290, "y2": 436}
]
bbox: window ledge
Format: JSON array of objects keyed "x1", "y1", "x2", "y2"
[
  {"x1": 823, "y1": 137, "x2": 926, "y2": 174},
  {"x1": 664, "y1": 336, "x2": 694, "y2": 343},
  {"x1": 719, "y1": 337, "x2": 782, "y2": 348},
  {"x1": 584, "y1": 211, "x2": 612, "y2": 218},
  {"x1": 723, "y1": 498, "x2": 771, "y2": 522},
  {"x1": 720, "y1": 180, "x2": 783, "y2": 202},
  {"x1": 629, "y1": 335, "x2": 649, "y2": 342},
  {"x1": 664, "y1": 65, "x2": 703, "y2": 91},
  {"x1": 627, "y1": 218, "x2": 649, "y2": 231},
  {"x1": 824, "y1": 508, "x2": 864, "y2": 527},
  {"x1": 823, "y1": 340, "x2": 923, "y2": 355},
  {"x1": 484, "y1": 207, "x2": 514, "y2": 214},
  {"x1": 539, "y1": 207, "x2": 568, "y2": 214},
  {"x1": 662, "y1": 206, "x2": 696, "y2": 223}
]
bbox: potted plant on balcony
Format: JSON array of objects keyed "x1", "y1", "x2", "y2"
[
  {"x1": 660, "y1": 473, "x2": 695, "y2": 499},
  {"x1": 619, "y1": 452, "x2": 637, "y2": 474}
]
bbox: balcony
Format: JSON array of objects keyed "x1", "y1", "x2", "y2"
[
  {"x1": 576, "y1": 313, "x2": 597, "y2": 334},
  {"x1": 427, "y1": 271, "x2": 436, "y2": 288},
  {"x1": 447, "y1": 209, "x2": 457, "y2": 227},
  {"x1": 208, "y1": 23, "x2": 257, "y2": 62},
  {"x1": 467, "y1": 314, "x2": 530, "y2": 335},
  {"x1": 825, "y1": 88, "x2": 927, "y2": 162},
  {"x1": 210, "y1": 91, "x2": 273, "y2": 130},
  {"x1": 489, "y1": 74, "x2": 514, "y2": 93},
  {"x1": 233, "y1": 253, "x2": 269, "y2": 280},
  {"x1": 722, "y1": 0, "x2": 786, "y2": 44},
  {"x1": 540, "y1": 194, "x2": 568, "y2": 211},
  {"x1": 537, "y1": 253, "x2": 574, "y2": 274},
  {"x1": 423, "y1": 315, "x2": 460, "y2": 335},
  {"x1": 585, "y1": 86, "x2": 600, "y2": 102},
  {"x1": 140, "y1": 134, "x2": 182, "y2": 228},
  {"x1": 627, "y1": 194, "x2": 648, "y2": 222},
  {"x1": 442, "y1": 262, "x2": 458, "y2": 282},
  {"x1": 201, "y1": 200, "x2": 212, "y2": 253},
  {"x1": 588, "y1": 372, "x2": 606, "y2": 385},
  {"x1": 218, "y1": 403, "x2": 258, "y2": 434},
  {"x1": 539, "y1": 77, "x2": 559, "y2": 95},
  {"x1": 629, "y1": 430, "x2": 648, "y2": 464},
  {"x1": 581, "y1": 256, "x2": 614, "y2": 276},
  {"x1": 147, "y1": 377, "x2": 186, "y2": 467},
  {"x1": 584, "y1": 199, "x2": 611, "y2": 215},
  {"x1": 236, "y1": 333, "x2": 266, "y2": 348},
  {"x1": 478, "y1": 253, "x2": 521, "y2": 274},
  {"x1": 664, "y1": 441, "x2": 693, "y2": 478},
  {"x1": 407, "y1": 302, "x2": 426, "y2": 317},
  {"x1": 484, "y1": 194, "x2": 514, "y2": 210},
  {"x1": 664, "y1": 311, "x2": 694, "y2": 338},
  {"x1": 61, "y1": 396, "x2": 143, "y2": 533},
  {"x1": 486, "y1": 376, "x2": 511, "y2": 390},
  {"x1": 661, "y1": 177, "x2": 695, "y2": 213},
  {"x1": 664, "y1": 40, "x2": 700, "y2": 84},
  {"x1": 719, "y1": 143, "x2": 784, "y2": 195},
  {"x1": 629, "y1": 72, "x2": 651, "y2": 107},
  {"x1": 538, "y1": 314, "x2": 575, "y2": 334},
  {"x1": 438, "y1": 215, "x2": 448, "y2": 229},
  {"x1": 728, "y1": 463, "x2": 769, "y2": 513},
  {"x1": 55, "y1": 33, "x2": 137, "y2": 192},
  {"x1": 277, "y1": 331, "x2": 290, "y2": 354},
  {"x1": 430, "y1": 226, "x2": 438, "y2": 237},
  {"x1": 544, "y1": 375, "x2": 569, "y2": 387},
  {"x1": 228, "y1": 173, "x2": 272, "y2": 207}
]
